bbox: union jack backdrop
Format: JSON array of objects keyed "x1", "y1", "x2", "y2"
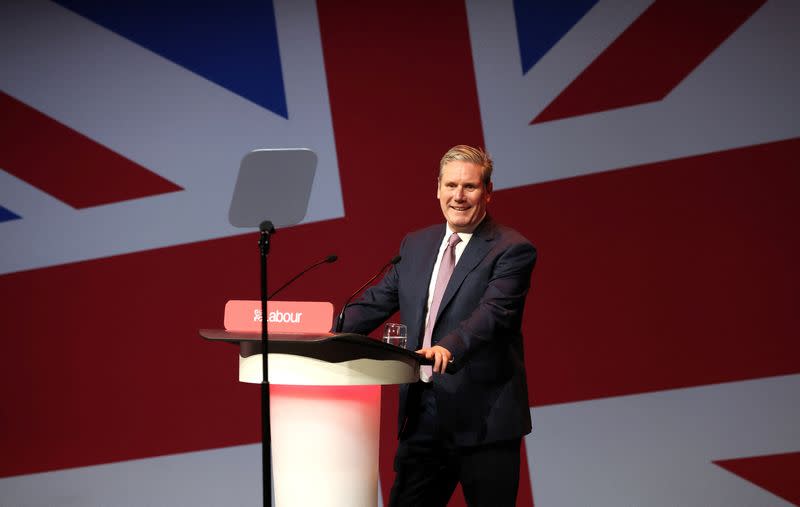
[{"x1": 1, "y1": 1, "x2": 798, "y2": 506}]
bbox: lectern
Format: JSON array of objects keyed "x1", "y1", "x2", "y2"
[{"x1": 200, "y1": 300, "x2": 423, "y2": 506}]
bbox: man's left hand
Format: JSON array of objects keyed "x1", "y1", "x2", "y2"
[{"x1": 416, "y1": 345, "x2": 452, "y2": 374}]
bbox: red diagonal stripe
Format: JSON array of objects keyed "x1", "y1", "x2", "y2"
[
  {"x1": 532, "y1": 0, "x2": 766, "y2": 124},
  {"x1": 714, "y1": 452, "x2": 800, "y2": 505},
  {"x1": 0, "y1": 92, "x2": 182, "y2": 209}
]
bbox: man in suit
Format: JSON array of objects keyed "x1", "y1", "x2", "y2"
[{"x1": 341, "y1": 145, "x2": 537, "y2": 506}]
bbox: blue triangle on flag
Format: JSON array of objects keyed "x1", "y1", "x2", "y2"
[
  {"x1": 0, "y1": 206, "x2": 21, "y2": 223},
  {"x1": 514, "y1": 0, "x2": 599, "y2": 75},
  {"x1": 54, "y1": 0, "x2": 289, "y2": 118}
]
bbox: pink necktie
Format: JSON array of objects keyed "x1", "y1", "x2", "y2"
[{"x1": 420, "y1": 232, "x2": 462, "y2": 381}]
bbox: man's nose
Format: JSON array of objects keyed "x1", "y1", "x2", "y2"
[{"x1": 454, "y1": 187, "x2": 465, "y2": 200}]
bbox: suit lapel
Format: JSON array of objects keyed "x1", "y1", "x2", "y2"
[{"x1": 434, "y1": 217, "x2": 497, "y2": 325}]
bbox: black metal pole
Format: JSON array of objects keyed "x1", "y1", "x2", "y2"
[{"x1": 258, "y1": 220, "x2": 274, "y2": 507}]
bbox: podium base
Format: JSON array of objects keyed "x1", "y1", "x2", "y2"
[{"x1": 271, "y1": 384, "x2": 381, "y2": 507}]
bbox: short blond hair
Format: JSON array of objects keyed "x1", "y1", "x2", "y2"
[{"x1": 439, "y1": 145, "x2": 493, "y2": 186}]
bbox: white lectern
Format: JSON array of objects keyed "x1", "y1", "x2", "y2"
[{"x1": 200, "y1": 300, "x2": 423, "y2": 507}]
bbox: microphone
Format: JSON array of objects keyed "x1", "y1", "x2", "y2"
[
  {"x1": 335, "y1": 255, "x2": 401, "y2": 333},
  {"x1": 268, "y1": 255, "x2": 338, "y2": 300}
]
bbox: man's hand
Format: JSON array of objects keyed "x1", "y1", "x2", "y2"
[{"x1": 416, "y1": 345, "x2": 452, "y2": 374}]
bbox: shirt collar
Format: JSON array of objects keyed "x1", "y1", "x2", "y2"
[{"x1": 445, "y1": 213, "x2": 486, "y2": 242}]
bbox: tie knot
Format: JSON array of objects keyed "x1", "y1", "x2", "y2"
[{"x1": 448, "y1": 232, "x2": 462, "y2": 248}]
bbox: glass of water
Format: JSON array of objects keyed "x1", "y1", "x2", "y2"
[{"x1": 383, "y1": 323, "x2": 407, "y2": 348}]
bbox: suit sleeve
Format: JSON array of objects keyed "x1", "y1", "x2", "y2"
[
  {"x1": 337, "y1": 239, "x2": 405, "y2": 335},
  {"x1": 437, "y1": 240, "x2": 537, "y2": 370}
]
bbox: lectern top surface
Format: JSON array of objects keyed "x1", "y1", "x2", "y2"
[
  {"x1": 199, "y1": 329, "x2": 335, "y2": 343},
  {"x1": 198, "y1": 330, "x2": 432, "y2": 366}
]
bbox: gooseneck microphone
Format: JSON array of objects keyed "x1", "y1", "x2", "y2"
[
  {"x1": 335, "y1": 255, "x2": 401, "y2": 333},
  {"x1": 268, "y1": 255, "x2": 338, "y2": 300}
]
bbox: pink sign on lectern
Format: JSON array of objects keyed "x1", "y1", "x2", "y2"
[{"x1": 224, "y1": 300, "x2": 334, "y2": 334}]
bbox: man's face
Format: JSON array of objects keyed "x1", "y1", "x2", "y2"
[{"x1": 437, "y1": 160, "x2": 492, "y2": 233}]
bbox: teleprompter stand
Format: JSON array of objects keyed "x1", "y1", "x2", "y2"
[{"x1": 227, "y1": 149, "x2": 317, "y2": 507}]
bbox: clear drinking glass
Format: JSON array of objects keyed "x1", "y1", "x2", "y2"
[{"x1": 382, "y1": 322, "x2": 408, "y2": 348}]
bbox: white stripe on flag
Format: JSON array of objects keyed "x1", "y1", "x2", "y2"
[
  {"x1": 526, "y1": 374, "x2": 800, "y2": 506},
  {"x1": 0, "y1": 444, "x2": 262, "y2": 507}
]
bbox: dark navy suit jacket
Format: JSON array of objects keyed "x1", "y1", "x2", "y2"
[{"x1": 342, "y1": 216, "x2": 537, "y2": 446}]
